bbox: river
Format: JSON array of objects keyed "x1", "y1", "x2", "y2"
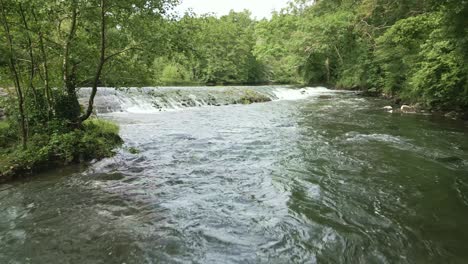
[{"x1": 1, "y1": 86, "x2": 468, "y2": 263}]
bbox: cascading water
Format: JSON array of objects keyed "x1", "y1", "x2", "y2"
[{"x1": 78, "y1": 86, "x2": 339, "y2": 114}]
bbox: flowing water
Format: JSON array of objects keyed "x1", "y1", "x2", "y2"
[{"x1": 1, "y1": 86, "x2": 468, "y2": 263}]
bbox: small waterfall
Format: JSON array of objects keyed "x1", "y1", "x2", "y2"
[
  {"x1": 77, "y1": 86, "x2": 337, "y2": 114},
  {"x1": 270, "y1": 87, "x2": 332, "y2": 100}
]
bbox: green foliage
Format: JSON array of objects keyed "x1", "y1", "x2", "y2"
[
  {"x1": 411, "y1": 36, "x2": 467, "y2": 109},
  {"x1": 254, "y1": 13, "x2": 302, "y2": 84},
  {"x1": 151, "y1": 11, "x2": 268, "y2": 85},
  {"x1": 0, "y1": 0, "x2": 176, "y2": 180},
  {"x1": 0, "y1": 118, "x2": 122, "y2": 179},
  {"x1": 83, "y1": 118, "x2": 120, "y2": 136},
  {"x1": 375, "y1": 13, "x2": 441, "y2": 95},
  {"x1": 159, "y1": 64, "x2": 192, "y2": 85},
  {"x1": 0, "y1": 120, "x2": 15, "y2": 149},
  {"x1": 127, "y1": 147, "x2": 141, "y2": 154},
  {"x1": 256, "y1": 0, "x2": 468, "y2": 111}
]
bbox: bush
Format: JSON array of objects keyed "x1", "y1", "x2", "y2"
[
  {"x1": 0, "y1": 118, "x2": 123, "y2": 181},
  {"x1": 0, "y1": 121, "x2": 17, "y2": 149},
  {"x1": 411, "y1": 34, "x2": 467, "y2": 110}
]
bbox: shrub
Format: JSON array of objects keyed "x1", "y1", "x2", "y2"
[
  {"x1": 0, "y1": 118, "x2": 123, "y2": 181},
  {"x1": 0, "y1": 121, "x2": 17, "y2": 149}
]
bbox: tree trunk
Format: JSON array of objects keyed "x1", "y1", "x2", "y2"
[
  {"x1": 32, "y1": 9, "x2": 53, "y2": 118},
  {"x1": 0, "y1": 0, "x2": 28, "y2": 149},
  {"x1": 62, "y1": 0, "x2": 81, "y2": 122},
  {"x1": 325, "y1": 58, "x2": 330, "y2": 83},
  {"x1": 80, "y1": 0, "x2": 106, "y2": 122},
  {"x1": 19, "y1": 3, "x2": 38, "y2": 101}
]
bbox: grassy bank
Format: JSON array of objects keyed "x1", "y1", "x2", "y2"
[{"x1": 0, "y1": 119, "x2": 122, "y2": 183}]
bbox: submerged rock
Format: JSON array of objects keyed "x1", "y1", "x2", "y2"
[{"x1": 436, "y1": 156, "x2": 463, "y2": 164}]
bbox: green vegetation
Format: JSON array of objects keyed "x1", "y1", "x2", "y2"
[
  {"x1": 0, "y1": 0, "x2": 177, "y2": 181},
  {"x1": 1, "y1": 0, "x2": 467, "y2": 181},
  {"x1": 239, "y1": 90, "x2": 271, "y2": 104},
  {"x1": 253, "y1": 0, "x2": 468, "y2": 112},
  {"x1": 151, "y1": 11, "x2": 268, "y2": 85},
  {"x1": 0, "y1": 119, "x2": 122, "y2": 182},
  {"x1": 144, "y1": 0, "x2": 468, "y2": 112},
  {"x1": 3, "y1": 0, "x2": 464, "y2": 112}
]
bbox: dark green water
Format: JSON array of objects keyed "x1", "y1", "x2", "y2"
[{"x1": 1, "y1": 87, "x2": 467, "y2": 263}]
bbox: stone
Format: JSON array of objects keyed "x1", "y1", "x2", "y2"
[
  {"x1": 401, "y1": 105, "x2": 416, "y2": 113},
  {"x1": 382, "y1": 106, "x2": 393, "y2": 113}
]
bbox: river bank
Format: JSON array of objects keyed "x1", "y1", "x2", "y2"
[
  {"x1": 0, "y1": 119, "x2": 123, "y2": 184},
  {"x1": 356, "y1": 89, "x2": 468, "y2": 121}
]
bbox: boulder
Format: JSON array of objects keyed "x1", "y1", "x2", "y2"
[
  {"x1": 401, "y1": 105, "x2": 416, "y2": 113},
  {"x1": 382, "y1": 106, "x2": 393, "y2": 113}
]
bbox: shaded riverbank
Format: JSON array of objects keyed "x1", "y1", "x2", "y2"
[{"x1": 0, "y1": 119, "x2": 123, "y2": 184}]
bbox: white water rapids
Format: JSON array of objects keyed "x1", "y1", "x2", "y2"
[{"x1": 78, "y1": 86, "x2": 336, "y2": 114}]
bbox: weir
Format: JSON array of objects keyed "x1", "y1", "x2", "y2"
[{"x1": 78, "y1": 86, "x2": 335, "y2": 114}]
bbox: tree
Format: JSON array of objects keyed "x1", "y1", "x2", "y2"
[{"x1": 0, "y1": 0, "x2": 178, "y2": 147}]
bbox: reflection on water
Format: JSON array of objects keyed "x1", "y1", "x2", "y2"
[{"x1": 1, "y1": 87, "x2": 468, "y2": 263}]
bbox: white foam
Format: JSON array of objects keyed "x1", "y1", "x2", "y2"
[
  {"x1": 345, "y1": 133, "x2": 406, "y2": 145},
  {"x1": 84, "y1": 86, "x2": 341, "y2": 114},
  {"x1": 120, "y1": 97, "x2": 159, "y2": 113},
  {"x1": 272, "y1": 87, "x2": 334, "y2": 101}
]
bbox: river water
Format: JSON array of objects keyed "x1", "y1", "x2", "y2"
[{"x1": 1, "y1": 86, "x2": 468, "y2": 263}]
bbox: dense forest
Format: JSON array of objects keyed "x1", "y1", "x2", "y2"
[
  {"x1": 0, "y1": 0, "x2": 467, "y2": 179},
  {"x1": 153, "y1": 0, "x2": 468, "y2": 112}
]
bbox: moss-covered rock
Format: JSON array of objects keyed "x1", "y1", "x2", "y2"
[{"x1": 238, "y1": 89, "x2": 271, "y2": 105}]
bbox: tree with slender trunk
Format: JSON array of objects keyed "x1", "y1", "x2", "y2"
[
  {"x1": 0, "y1": 0, "x2": 28, "y2": 149},
  {"x1": 62, "y1": 0, "x2": 81, "y2": 122},
  {"x1": 80, "y1": 0, "x2": 106, "y2": 123}
]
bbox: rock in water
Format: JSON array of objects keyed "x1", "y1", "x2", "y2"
[
  {"x1": 436, "y1": 156, "x2": 463, "y2": 164},
  {"x1": 383, "y1": 106, "x2": 393, "y2": 112},
  {"x1": 401, "y1": 105, "x2": 416, "y2": 113},
  {"x1": 382, "y1": 106, "x2": 394, "y2": 113}
]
